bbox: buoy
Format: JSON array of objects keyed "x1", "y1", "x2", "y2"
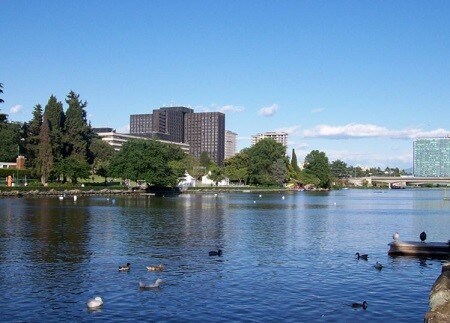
[{"x1": 73, "y1": 195, "x2": 77, "y2": 202}]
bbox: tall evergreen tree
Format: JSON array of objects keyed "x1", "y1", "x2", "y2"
[
  {"x1": 25, "y1": 104, "x2": 43, "y2": 170},
  {"x1": 291, "y1": 149, "x2": 301, "y2": 173},
  {"x1": 45, "y1": 95, "x2": 65, "y2": 163},
  {"x1": 64, "y1": 91, "x2": 91, "y2": 160},
  {"x1": 37, "y1": 113, "x2": 53, "y2": 185}
]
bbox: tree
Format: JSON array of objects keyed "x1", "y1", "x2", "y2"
[
  {"x1": 90, "y1": 138, "x2": 115, "y2": 182},
  {"x1": 0, "y1": 121, "x2": 21, "y2": 162},
  {"x1": 291, "y1": 149, "x2": 301, "y2": 173},
  {"x1": 270, "y1": 158, "x2": 288, "y2": 186},
  {"x1": 24, "y1": 104, "x2": 43, "y2": 170},
  {"x1": 64, "y1": 91, "x2": 91, "y2": 160},
  {"x1": 303, "y1": 150, "x2": 332, "y2": 189},
  {"x1": 247, "y1": 138, "x2": 287, "y2": 186},
  {"x1": 55, "y1": 156, "x2": 91, "y2": 184},
  {"x1": 45, "y1": 95, "x2": 65, "y2": 164},
  {"x1": 330, "y1": 159, "x2": 348, "y2": 179},
  {"x1": 36, "y1": 114, "x2": 53, "y2": 185},
  {"x1": 208, "y1": 165, "x2": 225, "y2": 186},
  {"x1": 224, "y1": 150, "x2": 249, "y2": 185},
  {"x1": 109, "y1": 139, "x2": 186, "y2": 188}
]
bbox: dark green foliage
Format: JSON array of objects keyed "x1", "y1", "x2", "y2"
[
  {"x1": 109, "y1": 139, "x2": 186, "y2": 188},
  {"x1": 270, "y1": 158, "x2": 288, "y2": 186},
  {"x1": 247, "y1": 138, "x2": 287, "y2": 186},
  {"x1": 24, "y1": 104, "x2": 43, "y2": 170},
  {"x1": 45, "y1": 95, "x2": 65, "y2": 163},
  {"x1": 330, "y1": 159, "x2": 348, "y2": 179},
  {"x1": 54, "y1": 156, "x2": 91, "y2": 184},
  {"x1": 303, "y1": 150, "x2": 332, "y2": 189},
  {"x1": 0, "y1": 121, "x2": 21, "y2": 162},
  {"x1": 64, "y1": 91, "x2": 91, "y2": 160},
  {"x1": 224, "y1": 150, "x2": 249, "y2": 185},
  {"x1": 37, "y1": 114, "x2": 53, "y2": 185},
  {"x1": 291, "y1": 149, "x2": 301, "y2": 173},
  {"x1": 208, "y1": 165, "x2": 225, "y2": 185},
  {"x1": 90, "y1": 138, "x2": 116, "y2": 181}
]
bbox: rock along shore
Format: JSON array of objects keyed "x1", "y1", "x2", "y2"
[{"x1": 425, "y1": 262, "x2": 450, "y2": 322}]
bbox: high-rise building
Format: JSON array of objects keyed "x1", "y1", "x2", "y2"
[
  {"x1": 225, "y1": 130, "x2": 238, "y2": 160},
  {"x1": 184, "y1": 112, "x2": 225, "y2": 165},
  {"x1": 130, "y1": 114, "x2": 152, "y2": 134},
  {"x1": 251, "y1": 131, "x2": 288, "y2": 148},
  {"x1": 130, "y1": 107, "x2": 226, "y2": 165},
  {"x1": 413, "y1": 137, "x2": 450, "y2": 177},
  {"x1": 152, "y1": 107, "x2": 193, "y2": 143}
]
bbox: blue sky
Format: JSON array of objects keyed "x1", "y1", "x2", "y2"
[{"x1": 2, "y1": 1, "x2": 450, "y2": 170}]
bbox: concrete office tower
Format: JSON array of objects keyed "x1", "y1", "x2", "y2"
[
  {"x1": 413, "y1": 136, "x2": 450, "y2": 177},
  {"x1": 185, "y1": 112, "x2": 225, "y2": 165},
  {"x1": 225, "y1": 130, "x2": 238, "y2": 160}
]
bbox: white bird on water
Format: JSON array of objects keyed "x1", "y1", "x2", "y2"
[
  {"x1": 87, "y1": 296, "x2": 103, "y2": 309},
  {"x1": 393, "y1": 232, "x2": 400, "y2": 241},
  {"x1": 139, "y1": 279, "x2": 163, "y2": 289}
]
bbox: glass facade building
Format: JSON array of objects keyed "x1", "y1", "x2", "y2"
[{"x1": 413, "y1": 137, "x2": 450, "y2": 177}]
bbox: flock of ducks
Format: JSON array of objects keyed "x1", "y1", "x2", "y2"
[{"x1": 87, "y1": 250, "x2": 222, "y2": 310}]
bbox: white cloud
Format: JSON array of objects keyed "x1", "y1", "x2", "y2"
[
  {"x1": 276, "y1": 125, "x2": 301, "y2": 135},
  {"x1": 196, "y1": 104, "x2": 244, "y2": 114},
  {"x1": 10, "y1": 105, "x2": 22, "y2": 114},
  {"x1": 218, "y1": 105, "x2": 244, "y2": 113},
  {"x1": 303, "y1": 123, "x2": 450, "y2": 139},
  {"x1": 258, "y1": 104, "x2": 278, "y2": 117}
]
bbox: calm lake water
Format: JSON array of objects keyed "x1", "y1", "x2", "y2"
[{"x1": 0, "y1": 189, "x2": 449, "y2": 322}]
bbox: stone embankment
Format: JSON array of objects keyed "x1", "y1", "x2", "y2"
[
  {"x1": 0, "y1": 188, "x2": 144, "y2": 197},
  {"x1": 425, "y1": 262, "x2": 450, "y2": 322}
]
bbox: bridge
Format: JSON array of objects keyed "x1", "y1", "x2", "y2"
[{"x1": 348, "y1": 176, "x2": 450, "y2": 188}]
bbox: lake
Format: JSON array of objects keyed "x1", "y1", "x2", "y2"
[{"x1": 0, "y1": 189, "x2": 449, "y2": 322}]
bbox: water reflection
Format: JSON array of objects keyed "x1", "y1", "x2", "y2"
[{"x1": 0, "y1": 190, "x2": 448, "y2": 322}]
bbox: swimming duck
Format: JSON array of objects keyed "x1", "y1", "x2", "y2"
[
  {"x1": 420, "y1": 231, "x2": 427, "y2": 242},
  {"x1": 139, "y1": 279, "x2": 163, "y2": 289},
  {"x1": 355, "y1": 252, "x2": 368, "y2": 260},
  {"x1": 119, "y1": 263, "x2": 131, "y2": 272},
  {"x1": 393, "y1": 232, "x2": 399, "y2": 241},
  {"x1": 374, "y1": 262, "x2": 383, "y2": 270},
  {"x1": 352, "y1": 301, "x2": 368, "y2": 310},
  {"x1": 209, "y1": 250, "x2": 223, "y2": 256},
  {"x1": 146, "y1": 264, "x2": 164, "y2": 271},
  {"x1": 87, "y1": 296, "x2": 103, "y2": 309}
]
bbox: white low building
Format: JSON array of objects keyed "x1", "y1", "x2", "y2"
[
  {"x1": 178, "y1": 172, "x2": 197, "y2": 188},
  {"x1": 201, "y1": 172, "x2": 229, "y2": 186}
]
